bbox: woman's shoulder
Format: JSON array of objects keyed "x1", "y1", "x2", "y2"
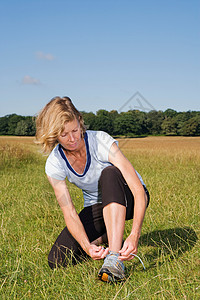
[
  {"x1": 45, "y1": 144, "x2": 66, "y2": 180},
  {"x1": 86, "y1": 130, "x2": 117, "y2": 161},
  {"x1": 46, "y1": 144, "x2": 61, "y2": 163},
  {"x1": 86, "y1": 130, "x2": 111, "y2": 140}
]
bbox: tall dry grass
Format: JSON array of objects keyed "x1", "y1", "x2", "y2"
[{"x1": 0, "y1": 136, "x2": 199, "y2": 299}]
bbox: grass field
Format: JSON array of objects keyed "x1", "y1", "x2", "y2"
[{"x1": 0, "y1": 136, "x2": 199, "y2": 299}]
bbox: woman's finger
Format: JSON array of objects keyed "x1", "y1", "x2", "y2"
[{"x1": 119, "y1": 243, "x2": 128, "y2": 253}]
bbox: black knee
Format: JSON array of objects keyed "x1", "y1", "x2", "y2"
[
  {"x1": 48, "y1": 243, "x2": 66, "y2": 269},
  {"x1": 48, "y1": 252, "x2": 56, "y2": 270},
  {"x1": 99, "y1": 166, "x2": 126, "y2": 208},
  {"x1": 100, "y1": 166, "x2": 122, "y2": 184},
  {"x1": 48, "y1": 244, "x2": 80, "y2": 269},
  {"x1": 47, "y1": 223, "x2": 92, "y2": 270}
]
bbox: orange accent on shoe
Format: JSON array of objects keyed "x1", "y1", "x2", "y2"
[{"x1": 101, "y1": 273, "x2": 109, "y2": 282}]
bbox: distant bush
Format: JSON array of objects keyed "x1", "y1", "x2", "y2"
[
  {"x1": 0, "y1": 114, "x2": 36, "y2": 136},
  {"x1": 0, "y1": 109, "x2": 200, "y2": 136},
  {"x1": 82, "y1": 109, "x2": 200, "y2": 137}
]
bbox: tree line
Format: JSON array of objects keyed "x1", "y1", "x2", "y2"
[
  {"x1": 0, "y1": 114, "x2": 36, "y2": 136},
  {"x1": 0, "y1": 109, "x2": 200, "y2": 137}
]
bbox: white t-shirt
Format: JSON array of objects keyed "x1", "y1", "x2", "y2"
[{"x1": 45, "y1": 130, "x2": 145, "y2": 207}]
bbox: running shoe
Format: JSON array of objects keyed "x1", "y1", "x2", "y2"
[{"x1": 98, "y1": 251, "x2": 125, "y2": 283}]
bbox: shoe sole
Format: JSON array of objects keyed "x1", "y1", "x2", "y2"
[{"x1": 98, "y1": 268, "x2": 125, "y2": 283}]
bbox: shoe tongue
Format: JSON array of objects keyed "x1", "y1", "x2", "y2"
[{"x1": 109, "y1": 251, "x2": 120, "y2": 257}]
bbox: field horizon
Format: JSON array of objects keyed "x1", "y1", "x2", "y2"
[{"x1": 0, "y1": 135, "x2": 199, "y2": 299}]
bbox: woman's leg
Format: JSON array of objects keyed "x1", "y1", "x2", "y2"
[
  {"x1": 98, "y1": 166, "x2": 135, "y2": 282},
  {"x1": 98, "y1": 166, "x2": 150, "y2": 282},
  {"x1": 48, "y1": 226, "x2": 86, "y2": 269},
  {"x1": 48, "y1": 203, "x2": 107, "y2": 269},
  {"x1": 103, "y1": 203, "x2": 126, "y2": 252},
  {"x1": 99, "y1": 165, "x2": 150, "y2": 249},
  {"x1": 99, "y1": 166, "x2": 128, "y2": 252}
]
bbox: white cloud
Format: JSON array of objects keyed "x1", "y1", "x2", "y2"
[
  {"x1": 36, "y1": 51, "x2": 55, "y2": 61},
  {"x1": 22, "y1": 75, "x2": 41, "y2": 85}
]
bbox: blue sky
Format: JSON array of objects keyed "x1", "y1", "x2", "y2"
[{"x1": 0, "y1": 0, "x2": 199, "y2": 117}]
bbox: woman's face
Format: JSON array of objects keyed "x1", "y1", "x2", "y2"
[{"x1": 58, "y1": 118, "x2": 82, "y2": 151}]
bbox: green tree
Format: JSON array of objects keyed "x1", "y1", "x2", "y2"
[
  {"x1": 179, "y1": 116, "x2": 200, "y2": 136},
  {"x1": 146, "y1": 110, "x2": 164, "y2": 135},
  {"x1": 15, "y1": 120, "x2": 29, "y2": 136},
  {"x1": 81, "y1": 111, "x2": 97, "y2": 130},
  {"x1": 109, "y1": 110, "x2": 118, "y2": 120},
  {"x1": 163, "y1": 109, "x2": 178, "y2": 118},
  {"x1": 113, "y1": 110, "x2": 146, "y2": 136},
  {"x1": 94, "y1": 110, "x2": 114, "y2": 134},
  {"x1": 7, "y1": 114, "x2": 25, "y2": 135},
  {"x1": 161, "y1": 117, "x2": 177, "y2": 135},
  {"x1": 0, "y1": 116, "x2": 9, "y2": 135},
  {"x1": 175, "y1": 112, "x2": 189, "y2": 135},
  {"x1": 15, "y1": 117, "x2": 36, "y2": 136}
]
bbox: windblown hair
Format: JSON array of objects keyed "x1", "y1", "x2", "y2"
[{"x1": 35, "y1": 96, "x2": 86, "y2": 153}]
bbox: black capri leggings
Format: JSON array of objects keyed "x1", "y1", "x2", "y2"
[{"x1": 48, "y1": 166, "x2": 150, "y2": 269}]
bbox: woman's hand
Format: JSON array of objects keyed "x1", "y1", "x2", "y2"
[
  {"x1": 87, "y1": 245, "x2": 109, "y2": 260},
  {"x1": 118, "y1": 233, "x2": 139, "y2": 261}
]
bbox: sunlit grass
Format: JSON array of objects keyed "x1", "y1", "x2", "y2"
[{"x1": 0, "y1": 136, "x2": 199, "y2": 299}]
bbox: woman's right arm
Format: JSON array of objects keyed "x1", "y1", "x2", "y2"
[{"x1": 47, "y1": 176, "x2": 107, "y2": 259}]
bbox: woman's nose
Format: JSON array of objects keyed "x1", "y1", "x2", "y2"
[{"x1": 68, "y1": 132, "x2": 75, "y2": 142}]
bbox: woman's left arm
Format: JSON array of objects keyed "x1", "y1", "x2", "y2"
[{"x1": 108, "y1": 142, "x2": 148, "y2": 260}]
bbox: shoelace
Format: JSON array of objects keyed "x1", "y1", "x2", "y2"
[
  {"x1": 103, "y1": 248, "x2": 146, "y2": 270},
  {"x1": 130, "y1": 253, "x2": 146, "y2": 270}
]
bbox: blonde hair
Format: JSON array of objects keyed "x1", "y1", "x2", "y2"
[{"x1": 35, "y1": 96, "x2": 86, "y2": 153}]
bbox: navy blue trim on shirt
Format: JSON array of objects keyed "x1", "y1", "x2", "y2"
[{"x1": 58, "y1": 132, "x2": 91, "y2": 177}]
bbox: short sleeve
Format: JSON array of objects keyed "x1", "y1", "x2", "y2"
[
  {"x1": 96, "y1": 131, "x2": 118, "y2": 162},
  {"x1": 45, "y1": 148, "x2": 66, "y2": 180}
]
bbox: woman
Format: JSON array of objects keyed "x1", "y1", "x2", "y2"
[{"x1": 35, "y1": 96, "x2": 149, "y2": 283}]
